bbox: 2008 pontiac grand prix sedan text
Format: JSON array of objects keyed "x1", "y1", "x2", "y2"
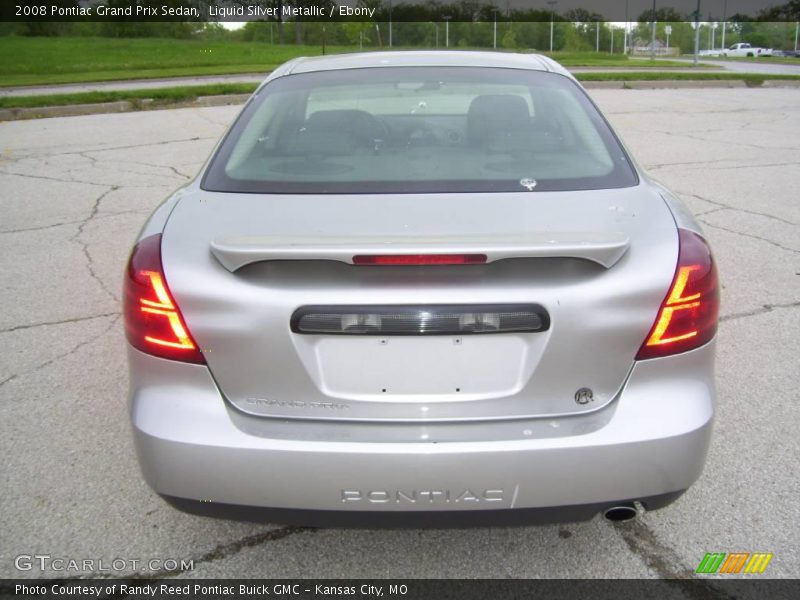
[{"x1": 124, "y1": 51, "x2": 719, "y2": 526}]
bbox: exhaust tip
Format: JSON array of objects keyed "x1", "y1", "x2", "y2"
[{"x1": 603, "y1": 503, "x2": 638, "y2": 522}]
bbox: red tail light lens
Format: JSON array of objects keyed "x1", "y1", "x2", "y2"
[
  {"x1": 636, "y1": 229, "x2": 719, "y2": 360},
  {"x1": 123, "y1": 234, "x2": 205, "y2": 364},
  {"x1": 353, "y1": 254, "x2": 487, "y2": 266}
]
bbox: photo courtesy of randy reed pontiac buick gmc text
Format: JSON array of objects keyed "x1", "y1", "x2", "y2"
[{"x1": 15, "y1": 584, "x2": 403, "y2": 596}]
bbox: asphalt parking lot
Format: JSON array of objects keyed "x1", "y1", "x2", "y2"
[{"x1": 1, "y1": 88, "x2": 798, "y2": 581}]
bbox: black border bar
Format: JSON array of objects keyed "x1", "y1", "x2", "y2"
[
  {"x1": 2, "y1": 1, "x2": 798, "y2": 23},
  {"x1": 2, "y1": 578, "x2": 799, "y2": 600}
]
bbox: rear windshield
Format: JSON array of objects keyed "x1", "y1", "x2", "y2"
[{"x1": 202, "y1": 66, "x2": 637, "y2": 194}]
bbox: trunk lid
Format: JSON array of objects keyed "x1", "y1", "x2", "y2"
[{"x1": 162, "y1": 185, "x2": 677, "y2": 422}]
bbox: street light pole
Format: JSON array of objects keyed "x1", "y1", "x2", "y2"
[
  {"x1": 650, "y1": 0, "x2": 657, "y2": 61},
  {"x1": 795, "y1": 21, "x2": 799, "y2": 52},
  {"x1": 708, "y1": 15, "x2": 714, "y2": 50},
  {"x1": 693, "y1": 0, "x2": 702, "y2": 67},
  {"x1": 721, "y1": 0, "x2": 728, "y2": 50},
  {"x1": 623, "y1": 0, "x2": 629, "y2": 54},
  {"x1": 443, "y1": 16, "x2": 451, "y2": 48},
  {"x1": 493, "y1": 9, "x2": 497, "y2": 49},
  {"x1": 547, "y1": 1, "x2": 557, "y2": 53},
  {"x1": 388, "y1": 0, "x2": 392, "y2": 48},
  {"x1": 596, "y1": 21, "x2": 600, "y2": 53}
]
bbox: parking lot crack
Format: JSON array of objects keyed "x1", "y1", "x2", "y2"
[
  {"x1": 0, "y1": 311, "x2": 119, "y2": 334},
  {"x1": 649, "y1": 158, "x2": 729, "y2": 170},
  {"x1": 162, "y1": 164, "x2": 191, "y2": 180},
  {"x1": 0, "y1": 314, "x2": 119, "y2": 390},
  {"x1": 70, "y1": 185, "x2": 122, "y2": 302},
  {"x1": 128, "y1": 161, "x2": 193, "y2": 180},
  {"x1": 701, "y1": 160, "x2": 800, "y2": 172},
  {"x1": 0, "y1": 168, "x2": 105, "y2": 187},
  {"x1": 693, "y1": 208, "x2": 725, "y2": 217},
  {"x1": 698, "y1": 219, "x2": 800, "y2": 255},
  {"x1": 0, "y1": 219, "x2": 85, "y2": 235},
  {"x1": 720, "y1": 301, "x2": 800, "y2": 323},
  {"x1": 655, "y1": 128, "x2": 798, "y2": 153},
  {"x1": 59, "y1": 136, "x2": 217, "y2": 159},
  {"x1": 683, "y1": 193, "x2": 800, "y2": 228}
]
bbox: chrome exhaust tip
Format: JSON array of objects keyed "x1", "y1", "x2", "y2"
[{"x1": 603, "y1": 503, "x2": 638, "y2": 522}]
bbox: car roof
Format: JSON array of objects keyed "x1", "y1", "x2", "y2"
[{"x1": 262, "y1": 51, "x2": 573, "y2": 85}]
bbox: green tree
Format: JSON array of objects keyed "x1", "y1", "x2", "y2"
[{"x1": 500, "y1": 26, "x2": 517, "y2": 50}]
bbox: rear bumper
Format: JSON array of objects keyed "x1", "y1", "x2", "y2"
[
  {"x1": 160, "y1": 491, "x2": 686, "y2": 527},
  {"x1": 129, "y1": 341, "x2": 715, "y2": 524}
]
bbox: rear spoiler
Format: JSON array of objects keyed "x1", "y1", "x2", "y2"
[{"x1": 210, "y1": 232, "x2": 630, "y2": 272}]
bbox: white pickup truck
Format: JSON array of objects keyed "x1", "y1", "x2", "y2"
[{"x1": 722, "y1": 43, "x2": 773, "y2": 57}]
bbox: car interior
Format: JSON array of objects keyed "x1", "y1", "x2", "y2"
[{"x1": 223, "y1": 80, "x2": 616, "y2": 184}]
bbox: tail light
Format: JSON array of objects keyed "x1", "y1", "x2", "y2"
[
  {"x1": 636, "y1": 229, "x2": 719, "y2": 360},
  {"x1": 123, "y1": 234, "x2": 205, "y2": 364}
]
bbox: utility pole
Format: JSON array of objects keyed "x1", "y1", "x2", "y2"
[
  {"x1": 693, "y1": 0, "x2": 702, "y2": 67},
  {"x1": 795, "y1": 21, "x2": 799, "y2": 52},
  {"x1": 547, "y1": 1, "x2": 557, "y2": 53},
  {"x1": 493, "y1": 8, "x2": 498, "y2": 49},
  {"x1": 708, "y1": 15, "x2": 713, "y2": 50},
  {"x1": 624, "y1": 0, "x2": 629, "y2": 54},
  {"x1": 650, "y1": 0, "x2": 657, "y2": 60},
  {"x1": 596, "y1": 21, "x2": 600, "y2": 52},
  {"x1": 721, "y1": 0, "x2": 728, "y2": 50}
]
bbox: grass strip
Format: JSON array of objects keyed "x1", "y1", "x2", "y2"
[
  {"x1": 0, "y1": 65, "x2": 275, "y2": 88},
  {"x1": 0, "y1": 83, "x2": 259, "y2": 110},
  {"x1": 574, "y1": 71, "x2": 800, "y2": 84},
  {"x1": 0, "y1": 37, "x2": 351, "y2": 87},
  {"x1": 0, "y1": 37, "x2": 713, "y2": 87},
  {"x1": 2, "y1": 72, "x2": 799, "y2": 111}
]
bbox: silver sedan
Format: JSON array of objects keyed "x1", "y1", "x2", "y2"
[{"x1": 124, "y1": 51, "x2": 719, "y2": 526}]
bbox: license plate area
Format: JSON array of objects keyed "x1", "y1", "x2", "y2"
[{"x1": 312, "y1": 334, "x2": 532, "y2": 399}]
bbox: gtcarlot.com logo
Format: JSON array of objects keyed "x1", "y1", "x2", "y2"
[
  {"x1": 14, "y1": 554, "x2": 194, "y2": 573},
  {"x1": 696, "y1": 552, "x2": 773, "y2": 574}
]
